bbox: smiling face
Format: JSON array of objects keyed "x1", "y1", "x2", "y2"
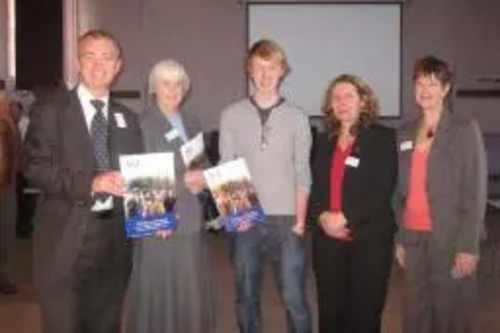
[
  {"x1": 155, "y1": 78, "x2": 185, "y2": 112},
  {"x1": 249, "y1": 55, "x2": 285, "y2": 96},
  {"x1": 330, "y1": 82, "x2": 363, "y2": 127},
  {"x1": 77, "y1": 36, "x2": 122, "y2": 97},
  {"x1": 414, "y1": 74, "x2": 450, "y2": 112}
]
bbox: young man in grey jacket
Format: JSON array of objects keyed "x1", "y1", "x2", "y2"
[{"x1": 219, "y1": 39, "x2": 312, "y2": 333}]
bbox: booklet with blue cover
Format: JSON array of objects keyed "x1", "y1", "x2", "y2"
[
  {"x1": 203, "y1": 158, "x2": 265, "y2": 232},
  {"x1": 120, "y1": 153, "x2": 178, "y2": 238}
]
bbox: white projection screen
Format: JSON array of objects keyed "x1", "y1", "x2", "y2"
[{"x1": 248, "y1": 3, "x2": 402, "y2": 117}]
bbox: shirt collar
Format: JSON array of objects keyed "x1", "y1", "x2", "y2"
[
  {"x1": 76, "y1": 83, "x2": 110, "y2": 108},
  {"x1": 249, "y1": 95, "x2": 285, "y2": 112}
]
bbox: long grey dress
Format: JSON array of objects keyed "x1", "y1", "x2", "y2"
[{"x1": 127, "y1": 105, "x2": 215, "y2": 333}]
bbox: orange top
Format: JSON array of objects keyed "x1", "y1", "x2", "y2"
[{"x1": 404, "y1": 148, "x2": 433, "y2": 231}]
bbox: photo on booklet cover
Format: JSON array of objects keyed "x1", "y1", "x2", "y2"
[{"x1": 120, "y1": 152, "x2": 177, "y2": 238}]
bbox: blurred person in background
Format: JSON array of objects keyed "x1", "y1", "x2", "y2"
[{"x1": 0, "y1": 80, "x2": 21, "y2": 294}]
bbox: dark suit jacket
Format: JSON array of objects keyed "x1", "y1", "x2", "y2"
[
  {"x1": 308, "y1": 123, "x2": 398, "y2": 241},
  {"x1": 0, "y1": 116, "x2": 18, "y2": 191},
  {"x1": 395, "y1": 110, "x2": 487, "y2": 254},
  {"x1": 140, "y1": 105, "x2": 206, "y2": 233},
  {"x1": 23, "y1": 90, "x2": 143, "y2": 290}
]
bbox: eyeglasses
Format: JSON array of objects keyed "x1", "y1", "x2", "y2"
[{"x1": 260, "y1": 125, "x2": 271, "y2": 151}]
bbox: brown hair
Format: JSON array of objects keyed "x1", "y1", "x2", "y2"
[
  {"x1": 246, "y1": 39, "x2": 290, "y2": 75},
  {"x1": 413, "y1": 55, "x2": 453, "y2": 87},
  {"x1": 77, "y1": 29, "x2": 122, "y2": 59},
  {"x1": 322, "y1": 74, "x2": 379, "y2": 136}
]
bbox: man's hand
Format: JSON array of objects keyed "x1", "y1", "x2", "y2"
[
  {"x1": 184, "y1": 169, "x2": 205, "y2": 194},
  {"x1": 236, "y1": 219, "x2": 253, "y2": 232},
  {"x1": 92, "y1": 171, "x2": 124, "y2": 197}
]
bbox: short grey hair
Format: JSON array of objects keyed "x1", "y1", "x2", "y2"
[{"x1": 148, "y1": 59, "x2": 190, "y2": 95}]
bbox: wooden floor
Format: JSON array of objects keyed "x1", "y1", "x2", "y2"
[{"x1": 1, "y1": 211, "x2": 500, "y2": 333}]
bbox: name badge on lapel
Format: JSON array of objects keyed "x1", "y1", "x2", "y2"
[
  {"x1": 114, "y1": 113, "x2": 127, "y2": 128},
  {"x1": 345, "y1": 156, "x2": 360, "y2": 168},
  {"x1": 165, "y1": 128, "x2": 180, "y2": 142},
  {"x1": 400, "y1": 140, "x2": 413, "y2": 152}
]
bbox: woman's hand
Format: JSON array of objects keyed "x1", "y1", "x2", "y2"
[
  {"x1": 328, "y1": 227, "x2": 352, "y2": 241},
  {"x1": 184, "y1": 169, "x2": 205, "y2": 194},
  {"x1": 453, "y1": 252, "x2": 478, "y2": 278},
  {"x1": 395, "y1": 244, "x2": 405, "y2": 268},
  {"x1": 319, "y1": 211, "x2": 347, "y2": 237}
]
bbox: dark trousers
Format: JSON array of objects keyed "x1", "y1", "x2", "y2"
[
  {"x1": 38, "y1": 275, "x2": 128, "y2": 333},
  {"x1": 0, "y1": 183, "x2": 17, "y2": 281},
  {"x1": 312, "y1": 229, "x2": 393, "y2": 333},
  {"x1": 402, "y1": 231, "x2": 477, "y2": 333},
  {"x1": 16, "y1": 174, "x2": 36, "y2": 237},
  {"x1": 38, "y1": 215, "x2": 131, "y2": 333},
  {"x1": 228, "y1": 216, "x2": 312, "y2": 333}
]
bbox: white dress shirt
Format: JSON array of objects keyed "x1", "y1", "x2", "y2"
[{"x1": 76, "y1": 84, "x2": 110, "y2": 132}]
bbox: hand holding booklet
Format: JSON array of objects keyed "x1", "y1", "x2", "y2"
[
  {"x1": 180, "y1": 132, "x2": 205, "y2": 169},
  {"x1": 203, "y1": 158, "x2": 265, "y2": 232},
  {"x1": 91, "y1": 195, "x2": 113, "y2": 212},
  {"x1": 119, "y1": 153, "x2": 178, "y2": 238}
]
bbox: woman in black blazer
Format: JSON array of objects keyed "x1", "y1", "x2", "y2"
[{"x1": 309, "y1": 74, "x2": 398, "y2": 333}]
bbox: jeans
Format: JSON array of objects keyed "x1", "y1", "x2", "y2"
[{"x1": 228, "y1": 216, "x2": 312, "y2": 333}]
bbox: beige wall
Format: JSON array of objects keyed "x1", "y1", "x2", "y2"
[
  {"x1": 401, "y1": 0, "x2": 500, "y2": 132},
  {"x1": 78, "y1": 0, "x2": 245, "y2": 127},
  {"x1": 0, "y1": 1, "x2": 8, "y2": 80},
  {"x1": 77, "y1": 0, "x2": 500, "y2": 131}
]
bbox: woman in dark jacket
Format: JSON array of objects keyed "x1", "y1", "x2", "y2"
[
  {"x1": 309, "y1": 74, "x2": 398, "y2": 333},
  {"x1": 127, "y1": 59, "x2": 214, "y2": 333}
]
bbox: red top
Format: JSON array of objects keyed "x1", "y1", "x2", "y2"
[
  {"x1": 330, "y1": 143, "x2": 353, "y2": 211},
  {"x1": 405, "y1": 148, "x2": 433, "y2": 231},
  {"x1": 329, "y1": 142, "x2": 354, "y2": 241}
]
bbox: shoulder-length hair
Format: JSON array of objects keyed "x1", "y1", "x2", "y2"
[{"x1": 322, "y1": 74, "x2": 379, "y2": 136}]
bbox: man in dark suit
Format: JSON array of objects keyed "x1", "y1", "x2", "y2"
[{"x1": 23, "y1": 29, "x2": 143, "y2": 333}]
